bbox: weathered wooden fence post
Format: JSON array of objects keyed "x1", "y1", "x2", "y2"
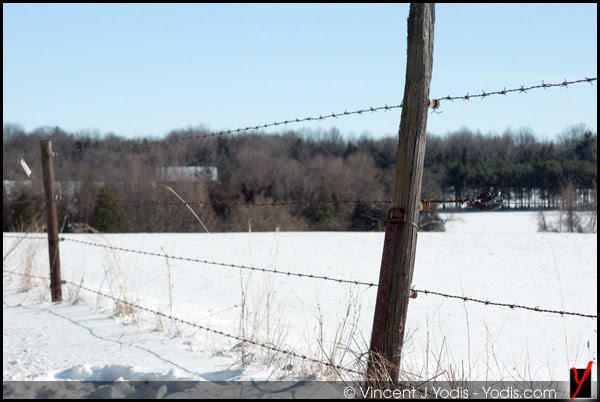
[
  {"x1": 367, "y1": 3, "x2": 435, "y2": 381},
  {"x1": 41, "y1": 139, "x2": 62, "y2": 302}
]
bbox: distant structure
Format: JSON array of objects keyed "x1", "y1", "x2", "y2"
[
  {"x1": 157, "y1": 166, "x2": 218, "y2": 182},
  {"x1": 3, "y1": 180, "x2": 32, "y2": 195},
  {"x1": 55, "y1": 181, "x2": 105, "y2": 196},
  {"x1": 3, "y1": 180, "x2": 106, "y2": 197},
  {"x1": 4, "y1": 169, "x2": 217, "y2": 196}
]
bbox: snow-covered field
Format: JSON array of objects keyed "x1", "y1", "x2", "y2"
[{"x1": 3, "y1": 212, "x2": 597, "y2": 390}]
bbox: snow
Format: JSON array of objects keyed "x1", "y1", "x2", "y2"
[
  {"x1": 3, "y1": 289, "x2": 214, "y2": 381},
  {"x1": 3, "y1": 211, "x2": 597, "y2": 391}
]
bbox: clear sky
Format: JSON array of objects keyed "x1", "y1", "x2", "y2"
[{"x1": 3, "y1": 3, "x2": 597, "y2": 141}]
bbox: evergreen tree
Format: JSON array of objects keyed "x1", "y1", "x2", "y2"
[
  {"x1": 90, "y1": 189, "x2": 127, "y2": 232},
  {"x1": 349, "y1": 203, "x2": 383, "y2": 231},
  {"x1": 9, "y1": 191, "x2": 40, "y2": 230},
  {"x1": 3, "y1": 188, "x2": 11, "y2": 232}
]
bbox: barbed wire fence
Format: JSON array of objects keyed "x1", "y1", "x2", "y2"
[
  {"x1": 2, "y1": 75, "x2": 598, "y2": 379},
  {"x1": 3, "y1": 237, "x2": 597, "y2": 380},
  {"x1": 3, "y1": 234, "x2": 597, "y2": 320}
]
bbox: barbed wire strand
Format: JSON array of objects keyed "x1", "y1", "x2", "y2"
[
  {"x1": 70, "y1": 77, "x2": 596, "y2": 152},
  {"x1": 111, "y1": 198, "x2": 393, "y2": 207},
  {"x1": 2, "y1": 269, "x2": 362, "y2": 376},
  {"x1": 434, "y1": 77, "x2": 596, "y2": 103},
  {"x1": 60, "y1": 237, "x2": 379, "y2": 288},
  {"x1": 413, "y1": 288, "x2": 596, "y2": 319},
  {"x1": 3, "y1": 234, "x2": 596, "y2": 319},
  {"x1": 60, "y1": 197, "x2": 597, "y2": 209},
  {"x1": 3, "y1": 268, "x2": 50, "y2": 282},
  {"x1": 3, "y1": 234, "x2": 49, "y2": 241}
]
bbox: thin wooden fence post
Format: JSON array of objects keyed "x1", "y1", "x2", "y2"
[
  {"x1": 367, "y1": 3, "x2": 435, "y2": 381},
  {"x1": 41, "y1": 139, "x2": 62, "y2": 302}
]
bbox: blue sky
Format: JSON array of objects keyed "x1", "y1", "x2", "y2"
[{"x1": 3, "y1": 3, "x2": 597, "y2": 141}]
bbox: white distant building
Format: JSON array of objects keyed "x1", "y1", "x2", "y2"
[
  {"x1": 157, "y1": 166, "x2": 218, "y2": 182},
  {"x1": 3, "y1": 180, "x2": 32, "y2": 195},
  {"x1": 3, "y1": 180, "x2": 105, "y2": 196},
  {"x1": 54, "y1": 181, "x2": 104, "y2": 196}
]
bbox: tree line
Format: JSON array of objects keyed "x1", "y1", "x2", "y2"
[{"x1": 2, "y1": 123, "x2": 596, "y2": 232}]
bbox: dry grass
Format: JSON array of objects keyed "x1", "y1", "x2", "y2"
[
  {"x1": 236, "y1": 277, "x2": 291, "y2": 370},
  {"x1": 3, "y1": 218, "x2": 51, "y2": 304},
  {"x1": 232, "y1": 229, "x2": 300, "y2": 377},
  {"x1": 153, "y1": 248, "x2": 181, "y2": 337},
  {"x1": 311, "y1": 289, "x2": 364, "y2": 380},
  {"x1": 17, "y1": 241, "x2": 38, "y2": 292},
  {"x1": 3, "y1": 217, "x2": 45, "y2": 293},
  {"x1": 162, "y1": 184, "x2": 211, "y2": 233},
  {"x1": 65, "y1": 278, "x2": 84, "y2": 304},
  {"x1": 89, "y1": 238, "x2": 139, "y2": 322}
]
